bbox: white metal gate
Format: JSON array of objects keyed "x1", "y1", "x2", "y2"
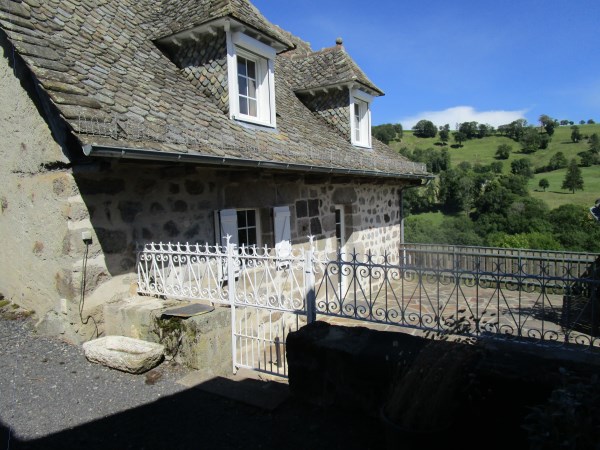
[
  {"x1": 230, "y1": 244, "x2": 313, "y2": 378},
  {"x1": 137, "y1": 240, "x2": 314, "y2": 378}
]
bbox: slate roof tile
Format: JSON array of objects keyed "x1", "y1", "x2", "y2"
[{"x1": 0, "y1": 0, "x2": 429, "y2": 180}]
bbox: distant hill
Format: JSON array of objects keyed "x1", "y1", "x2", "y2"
[{"x1": 389, "y1": 124, "x2": 600, "y2": 208}]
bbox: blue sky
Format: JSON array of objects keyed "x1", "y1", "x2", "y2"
[{"x1": 252, "y1": 0, "x2": 600, "y2": 129}]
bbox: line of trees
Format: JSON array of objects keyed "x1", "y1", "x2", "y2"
[{"x1": 402, "y1": 150, "x2": 598, "y2": 251}]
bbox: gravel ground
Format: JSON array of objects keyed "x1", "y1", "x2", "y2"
[
  {"x1": 0, "y1": 315, "x2": 386, "y2": 450},
  {"x1": 0, "y1": 317, "x2": 190, "y2": 442}
]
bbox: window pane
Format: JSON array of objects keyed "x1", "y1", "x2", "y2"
[
  {"x1": 246, "y1": 210, "x2": 256, "y2": 227},
  {"x1": 238, "y1": 228, "x2": 246, "y2": 247},
  {"x1": 248, "y1": 99, "x2": 257, "y2": 117},
  {"x1": 248, "y1": 79, "x2": 257, "y2": 99},
  {"x1": 238, "y1": 76, "x2": 248, "y2": 96},
  {"x1": 237, "y1": 210, "x2": 247, "y2": 228},
  {"x1": 247, "y1": 59, "x2": 256, "y2": 79},
  {"x1": 247, "y1": 227, "x2": 257, "y2": 246},
  {"x1": 239, "y1": 97, "x2": 248, "y2": 115},
  {"x1": 237, "y1": 57, "x2": 247, "y2": 76}
]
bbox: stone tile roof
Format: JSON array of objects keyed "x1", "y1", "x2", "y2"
[
  {"x1": 287, "y1": 42, "x2": 384, "y2": 96},
  {"x1": 0, "y1": 0, "x2": 429, "y2": 180},
  {"x1": 140, "y1": 0, "x2": 293, "y2": 47}
]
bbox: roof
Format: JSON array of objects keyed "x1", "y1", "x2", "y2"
[
  {"x1": 142, "y1": 0, "x2": 293, "y2": 48},
  {"x1": 0, "y1": 0, "x2": 429, "y2": 181},
  {"x1": 287, "y1": 41, "x2": 384, "y2": 96}
]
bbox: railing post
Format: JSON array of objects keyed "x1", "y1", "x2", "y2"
[
  {"x1": 305, "y1": 247, "x2": 316, "y2": 324},
  {"x1": 227, "y1": 240, "x2": 238, "y2": 374}
]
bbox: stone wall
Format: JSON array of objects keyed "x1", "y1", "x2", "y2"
[
  {"x1": 174, "y1": 31, "x2": 229, "y2": 115},
  {"x1": 0, "y1": 48, "x2": 73, "y2": 320},
  {"x1": 297, "y1": 89, "x2": 351, "y2": 140}
]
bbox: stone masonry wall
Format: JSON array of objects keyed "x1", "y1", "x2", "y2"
[
  {"x1": 174, "y1": 31, "x2": 229, "y2": 115},
  {"x1": 68, "y1": 166, "x2": 406, "y2": 314},
  {"x1": 297, "y1": 89, "x2": 350, "y2": 140}
]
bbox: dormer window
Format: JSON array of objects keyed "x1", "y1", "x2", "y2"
[
  {"x1": 226, "y1": 31, "x2": 277, "y2": 128},
  {"x1": 350, "y1": 89, "x2": 373, "y2": 148}
]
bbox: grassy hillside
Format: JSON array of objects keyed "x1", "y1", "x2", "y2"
[
  {"x1": 529, "y1": 166, "x2": 600, "y2": 209},
  {"x1": 390, "y1": 124, "x2": 600, "y2": 208}
]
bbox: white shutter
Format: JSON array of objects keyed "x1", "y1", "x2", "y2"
[
  {"x1": 273, "y1": 206, "x2": 291, "y2": 259},
  {"x1": 216, "y1": 209, "x2": 239, "y2": 281},
  {"x1": 218, "y1": 209, "x2": 239, "y2": 248}
]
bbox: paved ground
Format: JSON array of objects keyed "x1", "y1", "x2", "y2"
[{"x1": 0, "y1": 314, "x2": 385, "y2": 450}]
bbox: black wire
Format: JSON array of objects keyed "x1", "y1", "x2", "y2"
[{"x1": 79, "y1": 241, "x2": 99, "y2": 340}]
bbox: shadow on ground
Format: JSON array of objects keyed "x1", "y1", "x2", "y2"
[{"x1": 0, "y1": 376, "x2": 384, "y2": 450}]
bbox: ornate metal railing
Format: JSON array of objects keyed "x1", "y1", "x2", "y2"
[
  {"x1": 315, "y1": 246, "x2": 600, "y2": 349},
  {"x1": 138, "y1": 242, "x2": 600, "y2": 350}
]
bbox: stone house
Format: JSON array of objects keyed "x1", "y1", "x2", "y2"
[{"x1": 0, "y1": 0, "x2": 430, "y2": 341}]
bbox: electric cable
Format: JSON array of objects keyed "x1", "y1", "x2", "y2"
[{"x1": 79, "y1": 241, "x2": 99, "y2": 341}]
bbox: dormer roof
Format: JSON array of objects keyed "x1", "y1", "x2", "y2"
[
  {"x1": 146, "y1": 0, "x2": 293, "y2": 51},
  {"x1": 288, "y1": 41, "x2": 384, "y2": 97}
]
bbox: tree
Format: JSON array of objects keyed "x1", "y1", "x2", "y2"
[
  {"x1": 579, "y1": 151, "x2": 599, "y2": 167},
  {"x1": 571, "y1": 126, "x2": 582, "y2": 143},
  {"x1": 539, "y1": 114, "x2": 558, "y2": 136},
  {"x1": 372, "y1": 123, "x2": 402, "y2": 144},
  {"x1": 562, "y1": 159, "x2": 584, "y2": 193},
  {"x1": 489, "y1": 161, "x2": 503, "y2": 173},
  {"x1": 439, "y1": 128, "x2": 449, "y2": 145},
  {"x1": 478, "y1": 123, "x2": 494, "y2": 139},
  {"x1": 511, "y1": 158, "x2": 534, "y2": 178},
  {"x1": 453, "y1": 131, "x2": 466, "y2": 147},
  {"x1": 560, "y1": 119, "x2": 570, "y2": 126},
  {"x1": 458, "y1": 121, "x2": 479, "y2": 139},
  {"x1": 580, "y1": 120, "x2": 586, "y2": 125},
  {"x1": 521, "y1": 127, "x2": 541, "y2": 153},
  {"x1": 548, "y1": 152, "x2": 568, "y2": 170},
  {"x1": 587, "y1": 119, "x2": 595, "y2": 124},
  {"x1": 539, "y1": 133, "x2": 551, "y2": 149},
  {"x1": 589, "y1": 133, "x2": 600, "y2": 153},
  {"x1": 538, "y1": 178, "x2": 549, "y2": 191},
  {"x1": 495, "y1": 144, "x2": 511, "y2": 159},
  {"x1": 412, "y1": 120, "x2": 437, "y2": 138},
  {"x1": 438, "y1": 167, "x2": 476, "y2": 213}
]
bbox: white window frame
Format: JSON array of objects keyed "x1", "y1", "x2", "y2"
[
  {"x1": 226, "y1": 31, "x2": 277, "y2": 128},
  {"x1": 350, "y1": 89, "x2": 373, "y2": 149}
]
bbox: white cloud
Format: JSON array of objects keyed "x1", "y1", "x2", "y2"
[{"x1": 399, "y1": 106, "x2": 528, "y2": 130}]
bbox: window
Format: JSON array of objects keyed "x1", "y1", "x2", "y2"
[
  {"x1": 237, "y1": 209, "x2": 258, "y2": 248},
  {"x1": 237, "y1": 56, "x2": 258, "y2": 118},
  {"x1": 335, "y1": 207, "x2": 345, "y2": 251},
  {"x1": 350, "y1": 89, "x2": 373, "y2": 148},
  {"x1": 215, "y1": 208, "x2": 261, "y2": 250},
  {"x1": 226, "y1": 31, "x2": 277, "y2": 127}
]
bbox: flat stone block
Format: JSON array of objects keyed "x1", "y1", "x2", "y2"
[{"x1": 83, "y1": 336, "x2": 164, "y2": 374}]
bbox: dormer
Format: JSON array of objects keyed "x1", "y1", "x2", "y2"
[
  {"x1": 289, "y1": 38, "x2": 384, "y2": 149},
  {"x1": 154, "y1": 2, "x2": 293, "y2": 129}
]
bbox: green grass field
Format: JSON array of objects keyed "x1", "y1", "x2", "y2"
[
  {"x1": 529, "y1": 166, "x2": 600, "y2": 209},
  {"x1": 390, "y1": 124, "x2": 600, "y2": 208}
]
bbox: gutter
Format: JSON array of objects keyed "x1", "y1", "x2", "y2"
[{"x1": 82, "y1": 143, "x2": 434, "y2": 182}]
